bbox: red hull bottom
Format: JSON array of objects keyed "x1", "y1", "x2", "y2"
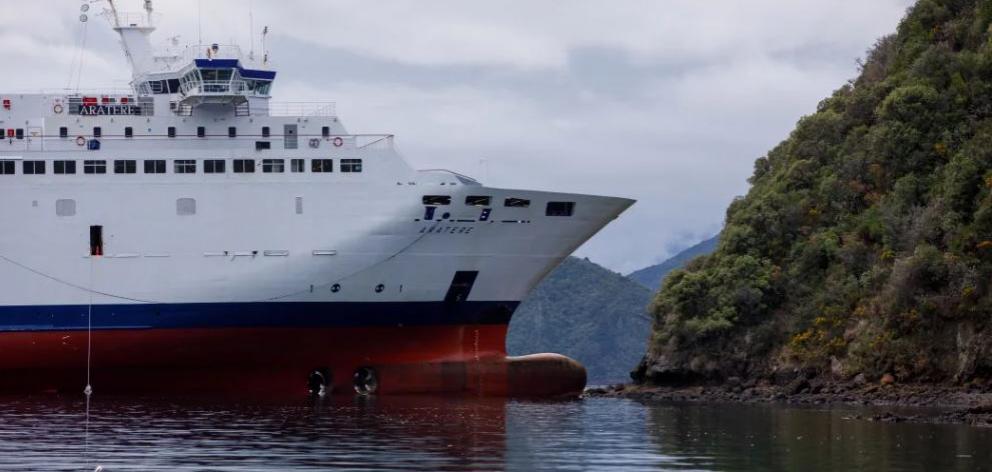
[{"x1": 0, "y1": 325, "x2": 586, "y2": 397}]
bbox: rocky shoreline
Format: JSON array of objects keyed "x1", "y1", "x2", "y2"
[{"x1": 585, "y1": 380, "x2": 992, "y2": 427}]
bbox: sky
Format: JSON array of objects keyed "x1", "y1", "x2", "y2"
[{"x1": 0, "y1": 0, "x2": 915, "y2": 273}]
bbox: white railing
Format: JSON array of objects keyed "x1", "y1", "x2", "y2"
[
  {"x1": 266, "y1": 101, "x2": 337, "y2": 117},
  {"x1": 180, "y1": 80, "x2": 248, "y2": 96},
  {"x1": 179, "y1": 44, "x2": 245, "y2": 63}
]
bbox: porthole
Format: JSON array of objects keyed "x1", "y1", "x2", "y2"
[
  {"x1": 331, "y1": 283, "x2": 341, "y2": 293},
  {"x1": 374, "y1": 284, "x2": 385, "y2": 293},
  {"x1": 442, "y1": 212, "x2": 451, "y2": 219}
]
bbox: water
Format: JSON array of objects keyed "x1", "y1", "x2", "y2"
[{"x1": 0, "y1": 395, "x2": 989, "y2": 471}]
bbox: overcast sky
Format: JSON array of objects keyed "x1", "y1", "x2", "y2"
[{"x1": 1, "y1": 0, "x2": 914, "y2": 273}]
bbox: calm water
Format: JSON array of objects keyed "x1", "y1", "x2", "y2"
[{"x1": 0, "y1": 394, "x2": 989, "y2": 471}]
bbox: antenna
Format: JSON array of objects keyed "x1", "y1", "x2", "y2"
[
  {"x1": 197, "y1": 0, "x2": 202, "y2": 45},
  {"x1": 262, "y1": 25, "x2": 269, "y2": 66},
  {"x1": 144, "y1": 0, "x2": 153, "y2": 26},
  {"x1": 248, "y1": 0, "x2": 255, "y2": 62}
]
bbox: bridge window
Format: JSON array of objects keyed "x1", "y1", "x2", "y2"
[
  {"x1": 55, "y1": 160, "x2": 76, "y2": 174},
  {"x1": 84, "y1": 160, "x2": 106, "y2": 174},
  {"x1": 546, "y1": 201, "x2": 576, "y2": 217},
  {"x1": 113, "y1": 160, "x2": 136, "y2": 174},
  {"x1": 174, "y1": 160, "x2": 196, "y2": 174},
  {"x1": 504, "y1": 198, "x2": 530, "y2": 208},
  {"x1": 340, "y1": 159, "x2": 362, "y2": 173},
  {"x1": 234, "y1": 159, "x2": 255, "y2": 173},
  {"x1": 0, "y1": 161, "x2": 13, "y2": 175},
  {"x1": 465, "y1": 196, "x2": 491, "y2": 207},
  {"x1": 291, "y1": 159, "x2": 305, "y2": 173},
  {"x1": 204, "y1": 159, "x2": 226, "y2": 174},
  {"x1": 423, "y1": 196, "x2": 451, "y2": 206},
  {"x1": 311, "y1": 159, "x2": 333, "y2": 173},
  {"x1": 23, "y1": 161, "x2": 45, "y2": 175},
  {"x1": 262, "y1": 159, "x2": 284, "y2": 173}
]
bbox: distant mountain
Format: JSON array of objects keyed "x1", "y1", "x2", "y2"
[
  {"x1": 506, "y1": 257, "x2": 652, "y2": 385},
  {"x1": 627, "y1": 236, "x2": 719, "y2": 290}
]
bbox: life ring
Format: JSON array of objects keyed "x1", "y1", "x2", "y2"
[
  {"x1": 75, "y1": 136, "x2": 86, "y2": 146},
  {"x1": 332, "y1": 137, "x2": 344, "y2": 147},
  {"x1": 308, "y1": 138, "x2": 320, "y2": 149},
  {"x1": 53, "y1": 104, "x2": 64, "y2": 115}
]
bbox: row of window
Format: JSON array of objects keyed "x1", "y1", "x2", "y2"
[
  {"x1": 422, "y1": 194, "x2": 575, "y2": 216},
  {"x1": 0, "y1": 158, "x2": 362, "y2": 175},
  {"x1": 55, "y1": 126, "x2": 334, "y2": 138}
]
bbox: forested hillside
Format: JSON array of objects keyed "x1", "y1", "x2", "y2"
[
  {"x1": 507, "y1": 257, "x2": 652, "y2": 384},
  {"x1": 635, "y1": 0, "x2": 992, "y2": 386}
]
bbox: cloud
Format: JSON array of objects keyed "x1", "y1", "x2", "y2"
[{"x1": 0, "y1": 0, "x2": 915, "y2": 272}]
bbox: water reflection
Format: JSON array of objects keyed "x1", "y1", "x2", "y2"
[
  {"x1": 0, "y1": 395, "x2": 989, "y2": 471},
  {"x1": 644, "y1": 402, "x2": 992, "y2": 471}
]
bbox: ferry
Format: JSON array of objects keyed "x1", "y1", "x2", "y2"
[{"x1": 0, "y1": 1, "x2": 633, "y2": 397}]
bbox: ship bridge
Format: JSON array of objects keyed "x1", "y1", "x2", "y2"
[{"x1": 106, "y1": 1, "x2": 277, "y2": 116}]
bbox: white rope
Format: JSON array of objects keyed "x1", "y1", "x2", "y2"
[{"x1": 85, "y1": 257, "x2": 93, "y2": 396}]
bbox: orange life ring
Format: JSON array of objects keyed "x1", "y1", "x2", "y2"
[
  {"x1": 53, "y1": 104, "x2": 64, "y2": 114},
  {"x1": 332, "y1": 137, "x2": 344, "y2": 147},
  {"x1": 75, "y1": 136, "x2": 86, "y2": 146}
]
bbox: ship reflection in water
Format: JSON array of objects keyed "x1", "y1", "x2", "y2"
[{"x1": 0, "y1": 396, "x2": 990, "y2": 471}]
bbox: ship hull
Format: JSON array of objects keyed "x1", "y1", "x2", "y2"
[{"x1": 0, "y1": 301, "x2": 585, "y2": 397}]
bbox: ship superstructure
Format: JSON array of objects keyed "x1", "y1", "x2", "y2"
[{"x1": 0, "y1": 1, "x2": 633, "y2": 396}]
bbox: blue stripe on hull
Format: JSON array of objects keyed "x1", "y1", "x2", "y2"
[{"x1": 0, "y1": 301, "x2": 518, "y2": 332}]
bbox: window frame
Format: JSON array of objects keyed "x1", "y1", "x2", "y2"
[
  {"x1": 204, "y1": 159, "x2": 226, "y2": 174},
  {"x1": 546, "y1": 201, "x2": 576, "y2": 217},
  {"x1": 423, "y1": 195, "x2": 452, "y2": 206},
  {"x1": 340, "y1": 159, "x2": 363, "y2": 173},
  {"x1": 144, "y1": 160, "x2": 167, "y2": 174},
  {"x1": 465, "y1": 196, "x2": 492, "y2": 207},
  {"x1": 113, "y1": 160, "x2": 137, "y2": 174},
  {"x1": 262, "y1": 159, "x2": 285, "y2": 173},
  {"x1": 504, "y1": 198, "x2": 531, "y2": 208},
  {"x1": 22, "y1": 160, "x2": 46, "y2": 175},
  {"x1": 54, "y1": 160, "x2": 76, "y2": 175},
  {"x1": 311, "y1": 159, "x2": 333, "y2": 173},
  {"x1": 233, "y1": 159, "x2": 256, "y2": 173},
  {"x1": 83, "y1": 160, "x2": 107, "y2": 175},
  {"x1": 290, "y1": 158, "x2": 305, "y2": 173},
  {"x1": 174, "y1": 159, "x2": 197, "y2": 174}
]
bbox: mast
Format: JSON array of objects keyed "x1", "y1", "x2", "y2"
[{"x1": 104, "y1": 0, "x2": 157, "y2": 81}]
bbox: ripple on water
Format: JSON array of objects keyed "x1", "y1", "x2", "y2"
[{"x1": 0, "y1": 396, "x2": 989, "y2": 471}]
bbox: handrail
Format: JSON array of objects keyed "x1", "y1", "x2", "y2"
[
  {"x1": 180, "y1": 79, "x2": 248, "y2": 96},
  {"x1": 266, "y1": 101, "x2": 337, "y2": 117}
]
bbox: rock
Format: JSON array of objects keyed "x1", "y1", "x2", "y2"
[
  {"x1": 853, "y1": 373, "x2": 867, "y2": 386},
  {"x1": 881, "y1": 373, "x2": 896, "y2": 386},
  {"x1": 725, "y1": 376, "x2": 742, "y2": 388},
  {"x1": 786, "y1": 378, "x2": 810, "y2": 395}
]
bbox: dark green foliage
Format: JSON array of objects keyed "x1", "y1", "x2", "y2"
[
  {"x1": 507, "y1": 257, "x2": 652, "y2": 384},
  {"x1": 641, "y1": 0, "x2": 992, "y2": 384},
  {"x1": 627, "y1": 236, "x2": 719, "y2": 289}
]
